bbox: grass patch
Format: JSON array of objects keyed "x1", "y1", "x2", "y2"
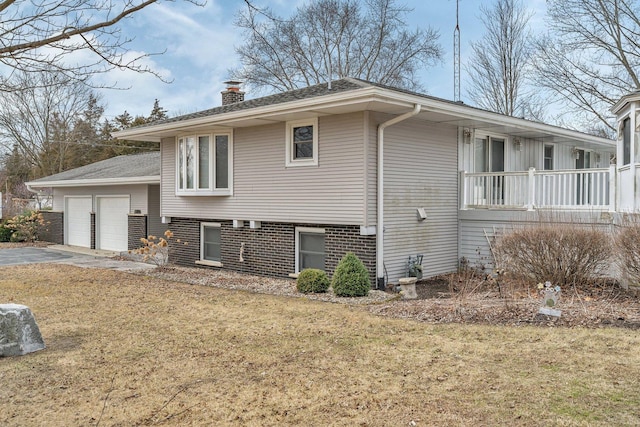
[{"x1": 1, "y1": 264, "x2": 639, "y2": 426}]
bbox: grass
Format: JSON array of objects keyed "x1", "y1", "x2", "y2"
[{"x1": 1, "y1": 264, "x2": 639, "y2": 426}]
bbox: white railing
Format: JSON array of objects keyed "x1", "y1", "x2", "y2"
[{"x1": 460, "y1": 165, "x2": 616, "y2": 211}]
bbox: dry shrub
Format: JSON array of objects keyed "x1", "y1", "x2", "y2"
[
  {"x1": 131, "y1": 230, "x2": 187, "y2": 268},
  {"x1": 493, "y1": 221, "x2": 611, "y2": 287},
  {"x1": 614, "y1": 214, "x2": 640, "y2": 287}
]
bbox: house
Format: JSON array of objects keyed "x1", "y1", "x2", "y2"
[
  {"x1": 111, "y1": 79, "x2": 617, "y2": 287},
  {"x1": 25, "y1": 152, "x2": 163, "y2": 252}
]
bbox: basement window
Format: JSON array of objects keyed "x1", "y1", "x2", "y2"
[
  {"x1": 295, "y1": 227, "x2": 325, "y2": 272},
  {"x1": 197, "y1": 222, "x2": 222, "y2": 267}
]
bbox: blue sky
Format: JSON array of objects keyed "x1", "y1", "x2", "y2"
[{"x1": 97, "y1": 0, "x2": 548, "y2": 119}]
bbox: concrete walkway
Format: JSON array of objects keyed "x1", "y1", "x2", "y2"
[{"x1": 0, "y1": 245, "x2": 155, "y2": 272}]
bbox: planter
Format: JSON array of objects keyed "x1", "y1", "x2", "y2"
[{"x1": 398, "y1": 277, "x2": 418, "y2": 299}]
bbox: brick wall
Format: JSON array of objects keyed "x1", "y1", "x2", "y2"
[
  {"x1": 128, "y1": 215, "x2": 148, "y2": 250},
  {"x1": 325, "y1": 225, "x2": 377, "y2": 285},
  {"x1": 167, "y1": 218, "x2": 376, "y2": 282},
  {"x1": 90, "y1": 213, "x2": 96, "y2": 249},
  {"x1": 39, "y1": 211, "x2": 64, "y2": 244}
]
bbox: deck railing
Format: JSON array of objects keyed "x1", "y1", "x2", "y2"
[{"x1": 460, "y1": 166, "x2": 616, "y2": 211}]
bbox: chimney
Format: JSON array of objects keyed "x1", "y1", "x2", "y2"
[{"x1": 221, "y1": 80, "x2": 245, "y2": 105}]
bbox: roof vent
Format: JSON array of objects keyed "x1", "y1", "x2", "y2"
[{"x1": 221, "y1": 80, "x2": 245, "y2": 105}]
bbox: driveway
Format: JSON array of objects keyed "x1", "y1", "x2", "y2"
[{"x1": 0, "y1": 246, "x2": 155, "y2": 272}]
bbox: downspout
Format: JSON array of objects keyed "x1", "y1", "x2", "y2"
[{"x1": 376, "y1": 104, "x2": 421, "y2": 290}]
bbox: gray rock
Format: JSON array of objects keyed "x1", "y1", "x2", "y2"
[{"x1": 0, "y1": 304, "x2": 46, "y2": 357}]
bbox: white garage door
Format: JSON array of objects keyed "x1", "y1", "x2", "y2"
[
  {"x1": 65, "y1": 196, "x2": 92, "y2": 248},
  {"x1": 97, "y1": 196, "x2": 130, "y2": 252}
]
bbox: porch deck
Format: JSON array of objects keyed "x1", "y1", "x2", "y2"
[{"x1": 460, "y1": 166, "x2": 616, "y2": 211}]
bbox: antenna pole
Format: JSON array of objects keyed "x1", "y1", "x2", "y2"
[{"x1": 453, "y1": 0, "x2": 461, "y2": 102}]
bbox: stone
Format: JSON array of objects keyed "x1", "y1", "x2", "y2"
[
  {"x1": 0, "y1": 304, "x2": 46, "y2": 357},
  {"x1": 398, "y1": 277, "x2": 418, "y2": 299}
]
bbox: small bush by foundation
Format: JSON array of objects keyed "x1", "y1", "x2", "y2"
[
  {"x1": 297, "y1": 269, "x2": 330, "y2": 293},
  {"x1": 332, "y1": 252, "x2": 370, "y2": 297}
]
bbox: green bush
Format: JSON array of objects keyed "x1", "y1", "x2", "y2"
[
  {"x1": 331, "y1": 252, "x2": 370, "y2": 297},
  {"x1": 0, "y1": 223, "x2": 13, "y2": 242},
  {"x1": 296, "y1": 268, "x2": 330, "y2": 293}
]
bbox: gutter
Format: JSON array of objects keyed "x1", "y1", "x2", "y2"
[
  {"x1": 376, "y1": 104, "x2": 421, "y2": 290},
  {"x1": 25, "y1": 176, "x2": 160, "y2": 189}
]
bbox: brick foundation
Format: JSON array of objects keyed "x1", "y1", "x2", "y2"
[
  {"x1": 167, "y1": 218, "x2": 376, "y2": 282},
  {"x1": 128, "y1": 215, "x2": 148, "y2": 250},
  {"x1": 39, "y1": 211, "x2": 64, "y2": 244}
]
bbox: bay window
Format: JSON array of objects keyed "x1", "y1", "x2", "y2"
[{"x1": 177, "y1": 132, "x2": 232, "y2": 195}]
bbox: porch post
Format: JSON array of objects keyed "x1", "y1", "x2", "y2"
[
  {"x1": 609, "y1": 164, "x2": 617, "y2": 213},
  {"x1": 632, "y1": 101, "x2": 637, "y2": 212},
  {"x1": 459, "y1": 170, "x2": 467, "y2": 210},
  {"x1": 527, "y1": 167, "x2": 535, "y2": 211}
]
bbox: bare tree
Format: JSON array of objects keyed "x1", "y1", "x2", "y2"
[
  {"x1": 533, "y1": 0, "x2": 640, "y2": 134},
  {"x1": 0, "y1": 71, "x2": 100, "y2": 178},
  {"x1": 466, "y1": 0, "x2": 536, "y2": 117},
  {"x1": 232, "y1": 0, "x2": 442, "y2": 92},
  {"x1": 0, "y1": 0, "x2": 201, "y2": 92}
]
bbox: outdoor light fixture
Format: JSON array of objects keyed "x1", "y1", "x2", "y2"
[
  {"x1": 514, "y1": 138, "x2": 522, "y2": 151},
  {"x1": 463, "y1": 128, "x2": 472, "y2": 143}
]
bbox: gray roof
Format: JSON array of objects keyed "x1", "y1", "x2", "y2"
[
  {"x1": 125, "y1": 77, "x2": 537, "y2": 130},
  {"x1": 131, "y1": 78, "x2": 378, "y2": 129},
  {"x1": 30, "y1": 151, "x2": 160, "y2": 183}
]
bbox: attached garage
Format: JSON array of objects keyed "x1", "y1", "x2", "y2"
[
  {"x1": 25, "y1": 152, "x2": 161, "y2": 252},
  {"x1": 65, "y1": 196, "x2": 92, "y2": 247},
  {"x1": 96, "y1": 196, "x2": 130, "y2": 251}
]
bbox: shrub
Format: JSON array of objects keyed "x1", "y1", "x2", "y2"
[
  {"x1": 492, "y1": 221, "x2": 610, "y2": 287},
  {"x1": 130, "y1": 229, "x2": 187, "y2": 268},
  {"x1": 297, "y1": 268, "x2": 330, "y2": 293},
  {"x1": 614, "y1": 214, "x2": 640, "y2": 287},
  {"x1": 331, "y1": 252, "x2": 370, "y2": 297},
  {"x1": 0, "y1": 222, "x2": 13, "y2": 242},
  {"x1": 4, "y1": 211, "x2": 46, "y2": 242}
]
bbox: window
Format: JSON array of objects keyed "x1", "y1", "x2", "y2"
[
  {"x1": 623, "y1": 117, "x2": 631, "y2": 165},
  {"x1": 295, "y1": 227, "x2": 325, "y2": 272},
  {"x1": 198, "y1": 222, "x2": 222, "y2": 266},
  {"x1": 177, "y1": 133, "x2": 232, "y2": 195},
  {"x1": 544, "y1": 144, "x2": 554, "y2": 170},
  {"x1": 474, "y1": 135, "x2": 505, "y2": 172},
  {"x1": 286, "y1": 118, "x2": 318, "y2": 167}
]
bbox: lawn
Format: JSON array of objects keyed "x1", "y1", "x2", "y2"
[{"x1": 1, "y1": 264, "x2": 639, "y2": 426}]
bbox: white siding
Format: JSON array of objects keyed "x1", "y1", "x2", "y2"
[
  {"x1": 383, "y1": 119, "x2": 459, "y2": 283},
  {"x1": 53, "y1": 185, "x2": 147, "y2": 213},
  {"x1": 161, "y1": 113, "x2": 367, "y2": 224}
]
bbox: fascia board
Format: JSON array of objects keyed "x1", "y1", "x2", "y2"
[
  {"x1": 612, "y1": 93, "x2": 640, "y2": 115},
  {"x1": 26, "y1": 176, "x2": 160, "y2": 188}
]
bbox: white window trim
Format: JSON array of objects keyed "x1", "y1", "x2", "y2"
[
  {"x1": 543, "y1": 143, "x2": 556, "y2": 170},
  {"x1": 197, "y1": 222, "x2": 223, "y2": 267},
  {"x1": 176, "y1": 132, "x2": 233, "y2": 196},
  {"x1": 294, "y1": 226, "x2": 325, "y2": 273},
  {"x1": 285, "y1": 118, "x2": 319, "y2": 167}
]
